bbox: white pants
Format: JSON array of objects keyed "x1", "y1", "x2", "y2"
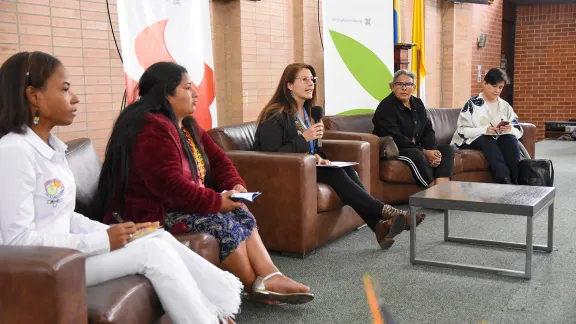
[{"x1": 85, "y1": 230, "x2": 243, "y2": 324}]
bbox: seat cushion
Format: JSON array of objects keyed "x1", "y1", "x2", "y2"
[
  {"x1": 455, "y1": 149, "x2": 489, "y2": 172},
  {"x1": 379, "y1": 160, "x2": 416, "y2": 184},
  {"x1": 317, "y1": 183, "x2": 344, "y2": 213},
  {"x1": 87, "y1": 276, "x2": 163, "y2": 324}
]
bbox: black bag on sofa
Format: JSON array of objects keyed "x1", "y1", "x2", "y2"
[{"x1": 518, "y1": 159, "x2": 554, "y2": 187}]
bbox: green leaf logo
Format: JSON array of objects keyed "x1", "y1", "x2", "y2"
[
  {"x1": 336, "y1": 108, "x2": 375, "y2": 116},
  {"x1": 329, "y1": 30, "x2": 393, "y2": 103}
]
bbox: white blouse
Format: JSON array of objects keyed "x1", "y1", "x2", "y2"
[
  {"x1": 0, "y1": 128, "x2": 110, "y2": 256},
  {"x1": 451, "y1": 93, "x2": 523, "y2": 146}
]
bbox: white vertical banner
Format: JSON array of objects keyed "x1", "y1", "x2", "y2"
[
  {"x1": 116, "y1": 0, "x2": 217, "y2": 129},
  {"x1": 322, "y1": 0, "x2": 394, "y2": 116}
]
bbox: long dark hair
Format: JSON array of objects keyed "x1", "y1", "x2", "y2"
[
  {"x1": 0, "y1": 51, "x2": 62, "y2": 138},
  {"x1": 90, "y1": 61, "x2": 211, "y2": 221},
  {"x1": 257, "y1": 63, "x2": 317, "y2": 124}
]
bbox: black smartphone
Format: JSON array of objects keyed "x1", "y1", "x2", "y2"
[{"x1": 497, "y1": 120, "x2": 510, "y2": 128}]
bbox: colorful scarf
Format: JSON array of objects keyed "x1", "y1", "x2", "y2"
[{"x1": 182, "y1": 127, "x2": 206, "y2": 184}]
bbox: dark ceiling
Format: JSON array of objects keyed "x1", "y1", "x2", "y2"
[{"x1": 509, "y1": 0, "x2": 576, "y2": 5}]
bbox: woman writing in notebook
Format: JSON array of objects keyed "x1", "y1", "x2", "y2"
[
  {"x1": 92, "y1": 62, "x2": 312, "y2": 305},
  {"x1": 0, "y1": 51, "x2": 242, "y2": 324},
  {"x1": 450, "y1": 68, "x2": 523, "y2": 184},
  {"x1": 254, "y1": 63, "x2": 426, "y2": 250}
]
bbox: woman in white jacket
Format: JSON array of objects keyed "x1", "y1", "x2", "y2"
[
  {"x1": 451, "y1": 68, "x2": 523, "y2": 184},
  {"x1": 0, "y1": 51, "x2": 242, "y2": 324}
]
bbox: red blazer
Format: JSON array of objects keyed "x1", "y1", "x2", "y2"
[{"x1": 103, "y1": 113, "x2": 246, "y2": 225}]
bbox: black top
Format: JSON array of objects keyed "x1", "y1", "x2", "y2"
[
  {"x1": 254, "y1": 109, "x2": 326, "y2": 158},
  {"x1": 372, "y1": 93, "x2": 436, "y2": 150}
]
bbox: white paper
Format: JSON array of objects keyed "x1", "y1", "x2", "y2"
[{"x1": 316, "y1": 161, "x2": 359, "y2": 168}]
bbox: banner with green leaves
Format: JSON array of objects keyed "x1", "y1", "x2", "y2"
[{"x1": 322, "y1": 1, "x2": 394, "y2": 116}]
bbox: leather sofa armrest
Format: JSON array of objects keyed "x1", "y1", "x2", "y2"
[
  {"x1": 174, "y1": 233, "x2": 220, "y2": 266},
  {"x1": 225, "y1": 151, "x2": 318, "y2": 253},
  {"x1": 0, "y1": 246, "x2": 88, "y2": 324},
  {"x1": 322, "y1": 139, "x2": 371, "y2": 192},
  {"x1": 519, "y1": 123, "x2": 536, "y2": 159}
]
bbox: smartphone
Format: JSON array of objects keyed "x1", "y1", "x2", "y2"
[{"x1": 496, "y1": 120, "x2": 510, "y2": 128}]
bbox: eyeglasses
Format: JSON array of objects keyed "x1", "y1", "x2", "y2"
[
  {"x1": 296, "y1": 76, "x2": 318, "y2": 84},
  {"x1": 394, "y1": 82, "x2": 415, "y2": 88}
]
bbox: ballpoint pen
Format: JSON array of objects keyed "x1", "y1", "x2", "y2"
[{"x1": 112, "y1": 211, "x2": 123, "y2": 223}]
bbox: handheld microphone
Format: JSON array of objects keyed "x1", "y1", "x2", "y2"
[{"x1": 310, "y1": 106, "x2": 324, "y2": 148}]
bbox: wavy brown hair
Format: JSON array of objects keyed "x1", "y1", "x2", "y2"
[{"x1": 257, "y1": 63, "x2": 317, "y2": 124}]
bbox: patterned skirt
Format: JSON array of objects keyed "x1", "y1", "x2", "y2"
[{"x1": 164, "y1": 207, "x2": 257, "y2": 262}]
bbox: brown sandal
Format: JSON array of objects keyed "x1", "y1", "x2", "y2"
[
  {"x1": 375, "y1": 214, "x2": 406, "y2": 249},
  {"x1": 382, "y1": 205, "x2": 426, "y2": 231}
]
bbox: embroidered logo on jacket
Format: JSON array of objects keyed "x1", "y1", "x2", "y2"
[{"x1": 44, "y1": 179, "x2": 65, "y2": 207}]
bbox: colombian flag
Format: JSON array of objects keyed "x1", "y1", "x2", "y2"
[{"x1": 393, "y1": 0, "x2": 401, "y2": 43}]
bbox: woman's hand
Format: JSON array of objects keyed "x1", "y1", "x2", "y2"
[
  {"x1": 302, "y1": 123, "x2": 324, "y2": 142},
  {"x1": 314, "y1": 154, "x2": 331, "y2": 165},
  {"x1": 486, "y1": 126, "x2": 500, "y2": 135},
  {"x1": 423, "y1": 150, "x2": 441, "y2": 167},
  {"x1": 232, "y1": 184, "x2": 247, "y2": 193},
  {"x1": 499, "y1": 124, "x2": 512, "y2": 133},
  {"x1": 106, "y1": 222, "x2": 161, "y2": 251},
  {"x1": 220, "y1": 190, "x2": 243, "y2": 212},
  {"x1": 107, "y1": 222, "x2": 137, "y2": 251}
]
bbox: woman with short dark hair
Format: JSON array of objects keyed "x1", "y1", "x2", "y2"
[
  {"x1": 373, "y1": 69, "x2": 455, "y2": 188},
  {"x1": 451, "y1": 68, "x2": 523, "y2": 184}
]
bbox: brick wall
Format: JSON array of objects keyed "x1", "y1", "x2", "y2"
[
  {"x1": 514, "y1": 4, "x2": 576, "y2": 140},
  {"x1": 0, "y1": 0, "x2": 123, "y2": 157},
  {"x1": 470, "y1": 0, "x2": 503, "y2": 96}
]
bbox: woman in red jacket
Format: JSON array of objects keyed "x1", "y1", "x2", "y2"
[{"x1": 92, "y1": 62, "x2": 312, "y2": 305}]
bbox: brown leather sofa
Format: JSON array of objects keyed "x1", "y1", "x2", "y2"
[
  {"x1": 0, "y1": 138, "x2": 220, "y2": 324},
  {"x1": 324, "y1": 108, "x2": 536, "y2": 204},
  {"x1": 207, "y1": 121, "x2": 370, "y2": 258}
]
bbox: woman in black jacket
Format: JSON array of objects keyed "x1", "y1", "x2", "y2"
[
  {"x1": 254, "y1": 63, "x2": 425, "y2": 250},
  {"x1": 373, "y1": 70, "x2": 454, "y2": 188}
]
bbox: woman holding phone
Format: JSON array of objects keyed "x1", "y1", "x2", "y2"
[{"x1": 451, "y1": 68, "x2": 523, "y2": 184}]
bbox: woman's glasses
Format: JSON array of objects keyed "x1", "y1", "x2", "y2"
[
  {"x1": 393, "y1": 82, "x2": 415, "y2": 89},
  {"x1": 297, "y1": 76, "x2": 318, "y2": 84}
]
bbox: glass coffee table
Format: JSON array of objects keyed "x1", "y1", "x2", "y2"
[{"x1": 409, "y1": 181, "x2": 555, "y2": 279}]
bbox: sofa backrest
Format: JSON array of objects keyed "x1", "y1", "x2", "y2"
[
  {"x1": 64, "y1": 138, "x2": 102, "y2": 217},
  {"x1": 324, "y1": 108, "x2": 462, "y2": 145},
  {"x1": 207, "y1": 121, "x2": 257, "y2": 151},
  {"x1": 427, "y1": 108, "x2": 461, "y2": 145}
]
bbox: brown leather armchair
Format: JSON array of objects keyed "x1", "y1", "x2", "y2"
[
  {"x1": 0, "y1": 138, "x2": 220, "y2": 324},
  {"x1": 207, "y1": 121, "x2": 371, "y2": 258},
  {"x1": 324, "y1": 108, "x2": 537, "y2": 204}
]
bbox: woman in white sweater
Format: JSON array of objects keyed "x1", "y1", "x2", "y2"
[
  {"x1": 0, "y1": 51, "x2": 242, "y2": 324},
  {"x1": 450, "y1": 68, "x2": 523, "y2": 184}
]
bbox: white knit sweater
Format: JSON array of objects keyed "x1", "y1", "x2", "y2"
[{"x1": 450, "y1": 93, "x2": 523, "y2": 147}]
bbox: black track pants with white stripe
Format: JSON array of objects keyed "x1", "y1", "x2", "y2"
[{"x1": 397, "y1": 144, "x2": 454, "y2": 187}]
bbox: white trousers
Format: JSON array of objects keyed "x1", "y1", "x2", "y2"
[{"x1": 85, "y1": 230, "x2": 243, "y2": 324}]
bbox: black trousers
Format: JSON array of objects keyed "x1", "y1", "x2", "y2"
[
  {"x1": 397, "y1": 144, "x2": 455, "y2": 187},
  {"x1": 461, "y1": 134, "x2": 520, "y2": 182},
  {"x1": 316, "y1": 166, "x2": 383, "y2": 231}
]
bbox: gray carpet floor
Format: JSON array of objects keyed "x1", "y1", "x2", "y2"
[{"x1": 236, "y1": 140, "x2": 576, "y2": 324}]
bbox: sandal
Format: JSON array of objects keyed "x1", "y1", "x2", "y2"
[
  {"x1": 382, "y1": 205, "x2": 426, "y2": 231},
  {"x1": 250, "y1": 272, "x2": 314, "y2": 305},
  {"x1": 375, "y1": 214, "x2": 406, "y2": 249}
]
